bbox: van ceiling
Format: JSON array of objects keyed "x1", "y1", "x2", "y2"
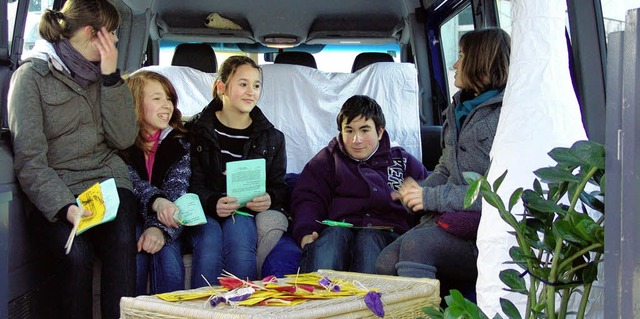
[{"x1": 120, "y1": 0, "x2": 418, "y2": 46}]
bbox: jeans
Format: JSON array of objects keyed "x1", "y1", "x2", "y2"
[
  {"x1": 136, "y1": 225, "x2": 151, "y2": 295},
  {"x1": 221, "y1": 214, "x2": 258, "y2": 280},
  {"x1": 29, "y1": 188, "x2": 137, "y2": 319},
  {"x1": 299, "y1": 227, "x2": 399, "y2": 274},
  {"x1": 149, "y1": 215, "x2": 223, "y2": 293}
]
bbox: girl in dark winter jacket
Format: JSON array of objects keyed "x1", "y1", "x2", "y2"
[
  {"x1": 122, "y1": 71, "x2": 223, "y2": 294},
  {"x1": 188, "y1": 56, "x2": 288, "y2": 280},
  {"x1": 376, "y1": 28, "x2": 511, "y2": 298}
]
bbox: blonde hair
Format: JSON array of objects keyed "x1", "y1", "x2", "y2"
[{"x1": 39, "y1": 0, "x2": 119, "y2": 42}]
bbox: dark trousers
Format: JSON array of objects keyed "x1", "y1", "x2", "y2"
[{"x1": 29, "y1": 188, "x2": 137, "y2": 319}]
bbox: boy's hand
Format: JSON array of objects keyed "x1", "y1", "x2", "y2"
[{"x1": 300, "y1": 231, "x2": 319, "y2": 249}]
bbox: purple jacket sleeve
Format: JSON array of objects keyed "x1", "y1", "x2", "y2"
[{"x1": 290, "y1": 149, "x2": 333, "y2": 245}]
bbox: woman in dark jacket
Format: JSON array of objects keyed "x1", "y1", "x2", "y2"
[
  {"x1": 376, "y1": 28, "x2": 511, "y2": 298},
  {"x1": 188, "y1": 56, "x2": 288, "y2": 280},
  {"x1": 122, "y1": 71, "x2": 222, "y2": 293}
]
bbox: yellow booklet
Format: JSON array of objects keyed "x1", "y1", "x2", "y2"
[{"x1": 75, "y1": 178, "x2": 120, "y2": 235}]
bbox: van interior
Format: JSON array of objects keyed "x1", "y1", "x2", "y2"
[{"x1": 1, "y1": 0, "x2": 636, "y2": 318}]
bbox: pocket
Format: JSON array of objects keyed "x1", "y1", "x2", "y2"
[{"x1": 42, "y1": 91, "x2": 82, "y2": 137}]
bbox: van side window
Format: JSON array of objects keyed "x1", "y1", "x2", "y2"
[
  {"x1": 8, "y1": 0, "x2": 55, "y2": 56},
  {"x1": 440, "y1": 4, "x2": 473, "y2": 101}
]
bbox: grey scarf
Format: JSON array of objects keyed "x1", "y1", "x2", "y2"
[{"x1": 53, "y1": 39, "x2": 101, "y2": 88}]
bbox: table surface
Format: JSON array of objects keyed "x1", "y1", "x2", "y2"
[{"x1": 120, "y1": 270, "x2": 440, "y2": 319}]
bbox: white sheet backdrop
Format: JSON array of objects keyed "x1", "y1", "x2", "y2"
[
  {"x1": 475, "y1": 0, "x2": 603, "y2": 317},
  {"x1": 139, "y1": 63, "x2": 422, "y2": 174}
]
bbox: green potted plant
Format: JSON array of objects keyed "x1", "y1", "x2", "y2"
[{"x1": 422, "y1": 140, "x2": 605, "y2": 319}]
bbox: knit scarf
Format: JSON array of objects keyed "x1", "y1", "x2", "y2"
[
  {"x1": 145, "y1": 131, "x2": 161, "y2": 182},
  {"x1": 53, "y1": 39, "x2": 101, "y2": 88},
  {"x1": 454, "y1": 89, "x2": 501, "y2": 131}
]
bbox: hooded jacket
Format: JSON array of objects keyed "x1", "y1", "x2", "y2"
[
  {"x1": 187, "y1": 99, "x2": 287, "y2": 217},
  {"x1": 291, "y1": 131, "x2": 428, "y2": 244},
  {"x1": 121, "y1": 129, "x2": 189, "y2": 243},
  {"x1": 8, "y1": 40, "x2": 137, "y2": 221}
]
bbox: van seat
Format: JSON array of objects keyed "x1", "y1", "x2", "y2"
[
  {"x1": 260, "y1": 63, "x2": 422, "y2": 173},
  {"x1": 137, "y1": 65, "x2": 216, "y2": 118},
  {"x1": 171, "y1": 43, "x2": 218, "y2": 73},
  {"x1": 137, "y1": 62, "x2": 422, "y2": 173},
  {"x1": 273, "y1": 52, "x2": 317, "y2": 69},
  {"x1": 420, "y1": 125, "x2": 443, "y2": 171},
  {"x1": 351, "y1": 52, "x2": 394, "y2": 72}
]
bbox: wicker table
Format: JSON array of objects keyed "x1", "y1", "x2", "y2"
[{"x1": 120, "y1": 270, "x2": 440, "y2": 319}]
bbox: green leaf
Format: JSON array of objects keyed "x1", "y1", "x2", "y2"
[
  {"x1": 569, "y1": 140, "x2": 605, "y2": 169},
  {"x1": 547, "y1": 146, "x2": 583, "y2": 167},
  {"x1": 463, "y1": 171, "x2": 484, "y2": 184},
  {"x1": 522, "y1": 190, "x2": 564, "y2": 214},
  {"x1": 499, "y1": 269, "x2": 527, "y2": 294},
  {"x1": 508, "y1": 188, "x2": 524, "y2": 212},
  {"x1": 534, "y1": 167, "x2": 581, "y2": 184},
  {"x1": 580, "y1": 191, "x2": 604, "y2": 214},
  {"x1": 493, "y1": 170, "x2": 508, "y2": 192},
  {"x1": 554, "y1": 220, "x2": 588, "y2": 245},
  {"x1": 533, "y1": 179, "x2": 543, "y2": 195},
  {"x1": 482, "y1": 188, "x2": 506, "y2": 213},
  {"x1": 499, "y1": 298, "x2": 522, "y2": 319},
  {"x1": 421, "y1": 306, "x2": 444, "y2": 319},
  {"x1": 576, "y1": 219, "x2": 605, "y2": 246},
  {"x1": 444, "y1": 307, "x2": 466, "y2": 319},
  {"x1": 450, "y1": 289, "x2": 466, "y2": 306},
  {"x1": 463, "y1": 298, "x2": 490, "y2": 319},
  {"x1": 465, "y1": 179, "x2": 482, "y2": 209}
]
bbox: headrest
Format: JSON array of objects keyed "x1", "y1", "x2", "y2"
[
  {"x1": 351, "y1": 52, "x2": 394, "y2": 72},
  {"x1": 274, "y1": 52, "x2": 317, "y2": 69},
  {"x1": 171, "y1": 43, "x2": 218, "y2": 73},
  {"x1": 260, "y1": 63, "x2": 421, "y2": 173}
]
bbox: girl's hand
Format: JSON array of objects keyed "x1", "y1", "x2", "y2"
[
  {"x1": 394, "y1": 177, "x2": 424, "y2": 212},
  {"x1": 152, "y1": 197, "x2": 180, "y2": 228},
  {"x1": 137, "y1": 227, "x2": 165, "y2": 254},
  {"x1": 66, "y1": 205, "x2": 92, "y2": 224},
  {"x1": 93, "y1": 27, "x2": 118, "y2": 74},
  {"x1": 217, "y1": 196, "x2": 240, "y2": 218},
  {"x1": 246, "y1": 193, "x2": 271, "y2": 213}
]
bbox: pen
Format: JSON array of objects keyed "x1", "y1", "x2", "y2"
[
  {"x1": 234, "y1": 210, "x2": 254, "y2": 218},
  {"x1": 321, "y1": 220, "x2": 353, "y2": 227}
]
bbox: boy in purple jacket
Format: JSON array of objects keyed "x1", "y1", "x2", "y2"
[{"x1": 291, "y1": 95, "x2": 428, "y2": 274}]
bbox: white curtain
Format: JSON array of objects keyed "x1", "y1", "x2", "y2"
[{"x1": 475, "y1": 0, "x2": 594, "y2": 316}]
